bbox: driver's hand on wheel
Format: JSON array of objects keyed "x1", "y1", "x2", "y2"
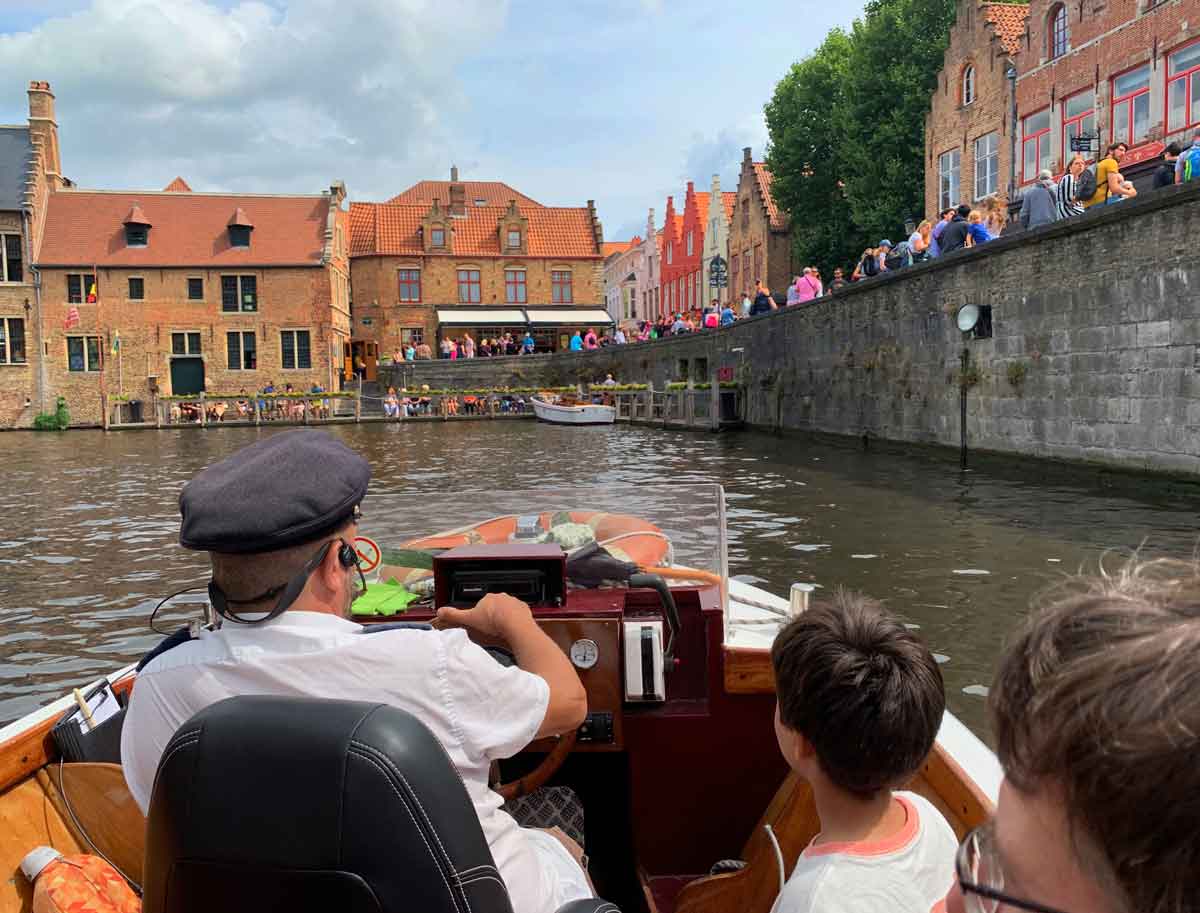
[{"x1": 435, "y1": 592, "x2": 535, "y2": 642}]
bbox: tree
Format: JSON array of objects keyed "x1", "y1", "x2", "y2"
[
  {"x1": 765, "y1": 0, "x2": 957, "y2": 276},
  {"x1": 764, "y1": 30, "x2": 857, "y2": 277}
]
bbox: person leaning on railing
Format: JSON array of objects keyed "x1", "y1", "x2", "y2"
[{"x1": 945, "y1": 556, "x2": 1200, "y2": 913}]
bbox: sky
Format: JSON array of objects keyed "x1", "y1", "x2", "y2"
[{"x1": 0, "y1": 0, "x2": 865, "y2": 242}]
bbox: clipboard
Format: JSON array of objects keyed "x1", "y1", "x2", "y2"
[{"x1": 51, "y1": 680, "x2": 127, "y2": 764}]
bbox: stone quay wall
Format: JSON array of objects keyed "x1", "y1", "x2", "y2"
[{"x1": 382, "y1": 181, "x2": 1200, "y2": 477}]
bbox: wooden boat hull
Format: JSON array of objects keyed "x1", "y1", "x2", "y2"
[{"x1": 531, "y1": 395, "x2": 615, "y2": 425}]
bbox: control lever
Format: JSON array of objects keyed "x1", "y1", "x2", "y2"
[{"x1": 628, "y1": 573, "x2": 681, "y2": 670}]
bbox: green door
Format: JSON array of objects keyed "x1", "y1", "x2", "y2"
[{"x1": 170, "y1": 357, "x2": 205, "y2": 396}]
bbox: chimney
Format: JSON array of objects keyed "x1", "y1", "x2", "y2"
[
  {"x1": 27, "y1": 81, "x2": 62, "y2": 180},
  {"x1": 587, "y1": 199, "x2": 603, "y2": 247},
  {"x1": 711, "y1": 173, "x2": 720, "y2": 195},
  {"x1": 449, "y1": 167, "x2": 465, "y2": 217},
  {"x1": 742, "y1": 146, "x2": 752, "y2": 164},
  {"x1": 647, "y1": 207, "x2": 655, "y2": 239}
]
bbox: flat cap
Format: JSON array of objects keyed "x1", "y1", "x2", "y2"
[{"x1": 179, "y1": 430, "x2": 370, "y2": 554}]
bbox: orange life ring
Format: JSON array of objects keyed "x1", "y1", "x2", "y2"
[{"x1": 381, "y1": 511, "x2": 670, "y2": 588}]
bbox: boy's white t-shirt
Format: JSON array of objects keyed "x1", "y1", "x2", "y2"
[{"x1": 771, "y1": 791, "x2": 957, "y2": 913}]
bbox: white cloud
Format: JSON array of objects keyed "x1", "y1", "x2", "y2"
[{"x1": 0, "y1": 0, "x2": 508, "y2": 199}]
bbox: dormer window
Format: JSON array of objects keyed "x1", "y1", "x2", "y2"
[
  {"x1": 227, "y1": 207, "x2": 254, "y2": 248},
  {"x1": 431, "y1": 226, "x2": 446, "y2": 247},
  {"x1": 122, "y1": 203, "x2": 151, "y2": 247},
  {"x1": 507, "y1": 228, "x2": 521, "y2": 249}
]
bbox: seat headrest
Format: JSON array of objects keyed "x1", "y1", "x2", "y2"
[{"x1": 142, "y1": 695, "x2": 513, "y2": 913}]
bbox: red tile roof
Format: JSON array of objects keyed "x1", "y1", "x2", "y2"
[
  {"x1": 752, "y1": 162, "x2": 787, "y2": 231},
  {"x1": 692, "y1": 191, "x2": 711, "y2": 230},
  {"x1": 38, "y1": 191, "x2": 332, "y2": 267},
  {"x1": 983, "y1": 3, "x2": 1028, "y2": 55},
  {"x1": 350, "y1": 201, "x2": 601, "y2": 259},
  {"x1": 163, "y1": 176, "x2": 192, "y2": 192},
  {"x1": 385, "y1": 180, "x2": 543, "y2": 208},
  {"x1": 228, "y1": 206, "x2": 253, "y2": 227},
  {"x1": 123, "y1": 203, "x2": 150, "y2": 226},
  {"x1": 721, "y1": 192, "x2": 736, "y2": 221},
  {"x1": 602, "y1": 239, "x2": 638, "y2": 258}
]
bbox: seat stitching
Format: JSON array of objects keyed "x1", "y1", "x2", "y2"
[
  {"x1": 454, "y1": 864, "x2": 499, "y2": 877},
  {"x1": 349, "y1": 741, "x2": 459, "y2": 868},
  {"x1": 455, "y1": 871, "x2": 505, "y2": 886},
  {"x1": 348, "y1": 747, "x2": 466, "y2": 913},
  {"x1": 157, "y1": 734, "x2": 200, "y2": 770}
]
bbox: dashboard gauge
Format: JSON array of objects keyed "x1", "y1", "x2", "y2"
[{"x1": 569, "y1": 638, "x2": 600, "y2": 670}]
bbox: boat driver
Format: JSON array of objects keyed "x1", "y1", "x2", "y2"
[{"x1": 120, "y1": 429, "x2": 592, "y2": 913}]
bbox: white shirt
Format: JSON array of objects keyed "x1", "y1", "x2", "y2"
[
  {"x1": 771, "y1": 792, "x2": 957, "y2": 913},
  {"x1": 121, "y1": 611, "x2": 589, "y2": 913}
]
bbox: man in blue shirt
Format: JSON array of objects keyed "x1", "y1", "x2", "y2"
[
  {"x1": 522, "y1": 332, "x2": 535, "y2": 354},
  {"x1": 720, "y1": 302, "x2": 735, "y2": 326},
  {"x1": 928, "y1": 208, "x2": 954, "y2": 258},
  {"x1": 568, "y1": 331, "x2": 583, "y2": 352}
]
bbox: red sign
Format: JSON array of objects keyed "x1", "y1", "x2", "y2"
[
  {"x1": 63, "y1": 306, "x2": 80, "y2": 329},
  {"x1": 1121, "y1": 141, "x2": 1165, "y2": 169},
  {"x1": 353, "y1": 536, "x2": 382, "y2": 573},
  {"x1": 717, "y1": 366, "x2": 735, "y2": 382}
]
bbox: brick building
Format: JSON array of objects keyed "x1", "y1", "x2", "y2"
[
  {"x1": 924, "y1": 2, "x2": 1029, "y2": 217},
  {"x1": 602, "y1": 237, "x2": 642, "y2": 326},
  {"x1": 348, "y1": 169, "x2": 608, "y2": 358},
  {"x1": 701, "y1": 175, "x2": 736, "y2": 310},
  {"x1": 927, "y1": 0, "x2": 1200, "y2": 214},
  {"x1": 35, "y1": 183, "x2": 350, "y2": 425},
  {"x1": 659, "y1": 180, "x2": 733, "y2": 318},
  {"x1": 0, "y1": 82, "x2": 67, "y2": 428},
  {"x1": 728, "y1": 147, "x2": 792, "y2": 301},
  {"x1": 658, "y1": 194, "x2": 684, "y2": 318}
]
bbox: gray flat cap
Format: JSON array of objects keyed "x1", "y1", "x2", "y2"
[{"x1": 179, "y1": 430, "x2": 370, "y2": 554}]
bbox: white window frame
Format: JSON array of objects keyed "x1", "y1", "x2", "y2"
[
  {"x1": 226, "y1": 331, "x2": 257, "y2": 371},
  {"x1": 0, "y1": 316, "x2": 27, "y2": 364},
  {"x1": 0, "y1": 233, "x2": 23, "y2": 283},
  {"x1": 973, "y1": 133, "x2": 999, "y2": 199},
  {"x1": 686, "y1": 230, "x2": 694, "y2": 256},
  {"x1": 962, "y1": 66, "x2": 975, "y2": 106},
  {"x1": 938, "y1": 149, "x2": 961, "y2": 212}
]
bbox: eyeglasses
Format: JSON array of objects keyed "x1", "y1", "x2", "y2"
[{"x1": 956, "y1": 823, "x2": 1073, "y2": 913}]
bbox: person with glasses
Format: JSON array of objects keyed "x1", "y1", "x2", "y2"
[
  {"x1": 120, "y1": 429, "x2": 591, "y2": 913},
  {"x1": 946, "y1": 556, "x2": 1200, "y2": 913},
  {"x1": 769, "y1": 591, "x2": 956, "y2": 913}
]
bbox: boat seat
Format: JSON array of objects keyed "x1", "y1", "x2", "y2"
[{"x1": 142, "y1": 695, "x2": 619, "y2": 913}]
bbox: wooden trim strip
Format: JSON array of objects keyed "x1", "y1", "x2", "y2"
[{"x1": 723, "y1": 644, "x2": 775, "y2": 694}]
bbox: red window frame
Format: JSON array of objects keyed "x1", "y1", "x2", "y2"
[
  {"x1": 1048, "y1": 4, "x2": 1068, "y2": 59},
  {"x1": 504, "y1": 269, "x2": 527, "y2": 304},
  {"x1": 1111, "y1": 63, "x2": 1151, "y2": 147},
  {"x1": 552, "y1": 270, "x2": 573, "y2": 304},
  {"x1": 1061, "y1": 88, "x2": 1096, "y2": 165},
  {"x1": 1021, "y1": 108, "x2": 1052, "y2": 184},
  {"x1": 457, "y1": 269, "x2": 480, "y2": 303},
  {"x1": 397, "y1": 268, "x2": 421, "y2": 302},
  {"x1": 1166, "y1": 37, "x2": 1200, "y2": 133}
]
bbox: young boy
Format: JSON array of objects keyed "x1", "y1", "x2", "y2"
[{"x1": 770, "y1": 591, "x2": 956, "y2": 913}]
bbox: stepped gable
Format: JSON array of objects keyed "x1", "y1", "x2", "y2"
[
  {"x1": 602, "y1": 239, "x2": 638, "y2": 258},
  {"x1": 38, "y1": 190, "x2": 331, "y2": 266},
  {"x1": 385, "y1": 180, "x2": 543, "y2": 208},
  {"x1": 751, "y1": 162, "x2": 785, "y2": 230},
  {"x1": 163, "y1": 176, "x2": 192, "y2": 192},
  {"x1": 982, "y1": 2, "x2": 1029, "y2": 55},
  {"x1": 349, "y1": 199, "x2": 601, "y2": 259}
]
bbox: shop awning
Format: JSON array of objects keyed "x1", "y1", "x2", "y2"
[
  {"x1": 436, "y1": 308, "x2": 528, "y2": 325},
  {"x1": 525, "y1": 308, "x2": 614, "y2": 325}
]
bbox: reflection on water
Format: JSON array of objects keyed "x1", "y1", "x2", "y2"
[{"x1": 2, "y1": 423, "x2": 1198, "y2": 738}]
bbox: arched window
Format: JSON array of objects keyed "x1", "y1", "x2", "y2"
[
  {"x1": 962, "y1": 65, "x2": 976, "y2": 105},
  {"x1": 1049, "y1": 4, "x2": 1068, "y2": 59}
]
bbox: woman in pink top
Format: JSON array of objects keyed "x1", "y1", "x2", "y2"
[{"x1": 584, "y1": 328, "x2": 598, "y2": 350}]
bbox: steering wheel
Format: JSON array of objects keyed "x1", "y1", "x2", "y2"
[{"x1": 482, "y1": 646, "x2": 578, "y2": 802}]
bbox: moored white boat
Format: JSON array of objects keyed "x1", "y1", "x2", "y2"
[{"x1": 531, "y1": 393, "x2": 615, "y2": 425}]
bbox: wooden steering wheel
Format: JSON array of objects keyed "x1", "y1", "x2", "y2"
[
  {"x1": 480, "y1": 645, "x2": 578, "y2": 801},
  {"x1": 496, "y1": 728, "x2": 578, "y2": 801}
]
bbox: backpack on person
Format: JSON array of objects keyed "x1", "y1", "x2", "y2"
[
  {"x1": 884, "y1": 242, "x2": 912, "y2": 272},
  {"x1": 1181, "y1": 146, "x2": 1200, "y2": 183},
  {"x1": 1074, "y1": 168, "x2": 1096, "y2": 201},
  {"x1": 861, "y1": 253, "x2": 879, "y2": 277}
]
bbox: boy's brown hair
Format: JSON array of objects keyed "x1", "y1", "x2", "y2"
[
  {"x1": 990, "y1": 557, "x2": 1200, "y2": 913},
  {"x1": 771, "y1": 590, "x2": 944, "y2": 798}
]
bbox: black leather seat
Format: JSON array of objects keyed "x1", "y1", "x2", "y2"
[{"x1": 142, "y1": 695, "x2": 618, "y2": 913}]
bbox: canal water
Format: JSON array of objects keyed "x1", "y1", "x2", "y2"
[{"x1": 2, "y1": 422, "x2": 1198, "y2": 738}]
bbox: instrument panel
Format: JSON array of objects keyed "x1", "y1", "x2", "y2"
[{"x1": 540, "y1": 617, "x2": 624, "y2": 751}]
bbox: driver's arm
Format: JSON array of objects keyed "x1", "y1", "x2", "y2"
[{"x1": 437, "y1": 593, "x2": 588, "y2": 739}]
